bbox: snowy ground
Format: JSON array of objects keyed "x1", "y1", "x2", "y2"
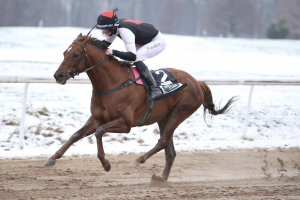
[{"x1": 0, "y1": 27, "x2": 300, "y2": 159}]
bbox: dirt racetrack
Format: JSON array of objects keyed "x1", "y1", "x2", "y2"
[{"x1": 1, "y1": 148, "x2": 300, "y2": 200}]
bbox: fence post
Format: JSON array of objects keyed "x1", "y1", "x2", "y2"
[
  {"x1": 242, "y1": 85, "x2": 254, "y2": 138},
  {"x1": 19, "y1": 83, "x2": 29, "y2": 149}
]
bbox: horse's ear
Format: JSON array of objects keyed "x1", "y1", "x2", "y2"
[
  {"x1": 82, "y1": 36, "x2": 91, "y2": 45},
  {"x1": 77, "y1": 33, "x2": 82, "y2": 38}
]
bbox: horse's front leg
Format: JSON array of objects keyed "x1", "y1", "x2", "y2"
[
  {"x1": 95, "y1": 117, "x2": 130, "y2": 171},
  {"x1": 44, "y1": 116, "x2": 99, "y2": 166}
]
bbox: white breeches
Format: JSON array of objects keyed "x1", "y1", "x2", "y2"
[{"x1": 135, "y1": 32, "x2": 166, "y2": 62}]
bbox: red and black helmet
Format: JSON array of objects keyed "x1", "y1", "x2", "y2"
[{"x1": 96, "y1": 11, "x2": 119, "y2": 30}]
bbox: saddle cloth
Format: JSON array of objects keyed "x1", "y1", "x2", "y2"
[{"x1": 131, "y1": 67, "x2": 187, "y2": 101}]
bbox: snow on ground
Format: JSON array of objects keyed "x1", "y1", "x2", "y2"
[{"x1": 0, "y1": 27, "x2": 299, "y2": 159}]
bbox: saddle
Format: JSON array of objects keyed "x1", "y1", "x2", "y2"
[{"x1": 131, "y1": 67, "x2": 187, "y2": 101}]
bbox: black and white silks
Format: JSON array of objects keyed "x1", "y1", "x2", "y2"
[{"x1": 105, "y1": 19, "x2": 166, "y2": 63}]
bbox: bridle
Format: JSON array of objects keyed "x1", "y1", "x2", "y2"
[
  {"x1": 66, "y1": 41, "x2": 109, "y2": 78},
  {"x1": 66, "y1": 36, "x2": 141, "y2": 98}
]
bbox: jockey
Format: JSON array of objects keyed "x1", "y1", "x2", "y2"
[{"x1": 96, "y1": 10, "x2": 167, "y2": 101}]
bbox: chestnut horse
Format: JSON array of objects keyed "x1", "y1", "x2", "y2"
[{"x1": 46, "y1": 34, "x2": 235, "y2": 181}]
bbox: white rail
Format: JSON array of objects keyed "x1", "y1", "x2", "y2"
[
  {"x1": 1, "y1": 75, "x2": 300, "y2": 85},
  {"x1": 1, "y1": 75, "x2": 300, "y2": 149}
]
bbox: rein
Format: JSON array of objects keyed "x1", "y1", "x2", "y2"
[
  {"x1": 67, "y1": 41, "x2": 109, "y2": 78},
  {"x1": 68, "y1": 40, "x2": 141, "y2": 97}
]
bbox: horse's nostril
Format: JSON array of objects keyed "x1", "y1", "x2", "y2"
[
  {"x1": 54, "y1": 73, "x2": 65, "y2": 80},
  {"x1": 58, "y1": 74, "x2": 64, "y2": 79}
]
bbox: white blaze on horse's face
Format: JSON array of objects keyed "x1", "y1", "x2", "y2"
[{"x1": 67, "y1": 47, "x2": 72, "y2": 52}]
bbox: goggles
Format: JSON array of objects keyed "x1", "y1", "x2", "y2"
[{"x1": 96, "y1": 20, "x2": 119, "y2": 30}]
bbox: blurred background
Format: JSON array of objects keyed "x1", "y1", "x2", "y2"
[{"x1": 0, "y1": 0, "x2": 299, "y2": 39}]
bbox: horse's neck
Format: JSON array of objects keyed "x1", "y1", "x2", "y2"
[{"x1": 86, "y1": 51, "x2": 125, "y2": 93}]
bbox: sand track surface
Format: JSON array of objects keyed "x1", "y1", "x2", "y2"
[{"x1": 1, "y1": 149, "x2": 300, "y2": 200}]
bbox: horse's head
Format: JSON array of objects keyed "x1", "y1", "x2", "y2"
[{"x1": 54, "y1": 33, "x2": 91, "y2": 85}]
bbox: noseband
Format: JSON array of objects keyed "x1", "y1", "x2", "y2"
[{"x1": 67, "y1": 41, "x2": 109, "y2": 78}]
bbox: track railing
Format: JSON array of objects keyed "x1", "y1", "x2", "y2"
[{"x1": 1, "y1": 75, "x2": 300, "y2": 149}]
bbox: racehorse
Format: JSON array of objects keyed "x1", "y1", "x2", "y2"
[{"x1": 46, "y1": 33, "x2": 235, "y2": 181}]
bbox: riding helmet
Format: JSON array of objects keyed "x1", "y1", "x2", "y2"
[{"x1": 96, "y1": 11, "x2": 119, "y2": 30}]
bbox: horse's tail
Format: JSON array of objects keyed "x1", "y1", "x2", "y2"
[{"x1": 198, "y1": 81, "x2": 236, "y2": 119}]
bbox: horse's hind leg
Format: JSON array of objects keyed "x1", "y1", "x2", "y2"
[
  {"x1": 162, "y1": 138, "x2": 176, "y2": 181},
  {"x1": 44, "y1": 116, "x2": 99, "y2": 166},
  {"x1": 134, "y1": 104, "x2": 194, "y2": 175},
  {"x1": 157, "y1": 119, "x2": 176, "y2": 181}
]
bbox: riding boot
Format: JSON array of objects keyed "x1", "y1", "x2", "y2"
[{"x1": 135, "y1": 61, "x2": 163, "y2": 101}]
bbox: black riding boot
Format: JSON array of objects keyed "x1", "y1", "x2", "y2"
[{"x1": 135, "y1": 61, "x2": 162, "y2": 101}]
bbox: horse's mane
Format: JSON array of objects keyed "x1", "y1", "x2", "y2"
[
  {"x1": 75, "y1": 35, "x2": 132, "y2": 67},
  {"x1": 75, "y1": 36, "x2": 109, "y2": 53}
]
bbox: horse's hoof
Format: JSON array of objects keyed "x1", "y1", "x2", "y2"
[
  {"x1": 151, "y1": 174, "x2": 166, "y2": 182},
  {"x1": 44, "y1": 159, "x2": 56, "y2": 167},
  {"x1": 104, "y1": 162, "x2": 111, "y2": 172},
  {"x1": 128, "y1": 161, "x2": 140, "y2": 169},
  {"x1": 151, "y1": 175, "x2": 168, "y2": 186}
]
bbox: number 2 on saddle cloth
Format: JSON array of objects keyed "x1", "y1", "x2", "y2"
[{"x1": 131, "y1": 67, "x2": 187, "y2": 100}]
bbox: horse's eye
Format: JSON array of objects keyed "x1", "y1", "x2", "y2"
[{"x1": 74, "y1": 54, "x2": 80, "y2": 58}]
